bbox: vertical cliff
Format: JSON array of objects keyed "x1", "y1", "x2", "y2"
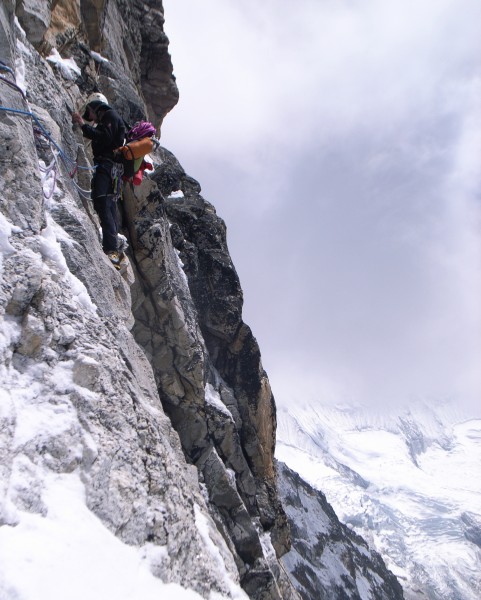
[
  {"x1": 0, "y1": 1, "x2": 294, "y2": 597},
  {"x1": 0, "y1": 1, "x2": 402, "y2": 599}
]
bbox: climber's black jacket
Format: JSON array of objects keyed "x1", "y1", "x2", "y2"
[{"x1": 81, "y1": 107, "x2": 125, "y2": 161}]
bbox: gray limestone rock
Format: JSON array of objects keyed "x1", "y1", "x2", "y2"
[
  {"x1": 123, "y1": 175, "x2": 296, "y2": 597},
  {"x1": 160, "y1": 158, "x2": 291, "y2": 558},
  {"x1": 15, "y1": 0, "x2": 53, "y2": 47}
]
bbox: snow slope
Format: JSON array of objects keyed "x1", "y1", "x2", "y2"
[
  {"x1": 0, "y1": 307, "x2": 248, "y2": 600},
  {"x1": 0, "y1": 472, "x2": 205, "y2": 600},
  {"x1": 276, "y1": 401, "x2": 481, "y2": 600}
]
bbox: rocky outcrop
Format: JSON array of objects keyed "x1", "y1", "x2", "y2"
[
  {"x1": 121, "y1": 162, "x2": 293, "y2": 596},
  {"x1": 28, "y1": 0, "x2": 178, "y2": 126},
  {"x1": 15, "y1": 0, "x2": 53, "y2": 47},
  {"x1": 151, "y1": 149, "x2": 289, "y2": 551},
  {"x1": 278, "y1": 462, "x2": 405, "y2": 600}
]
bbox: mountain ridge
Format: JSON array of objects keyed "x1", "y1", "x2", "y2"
[{"x1": 277, "y1": 401, "x2": 481, "y2": 599}]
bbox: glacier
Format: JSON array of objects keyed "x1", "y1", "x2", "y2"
[{"x1": 276, "y1": 400, "x2": 481, "y2": 600}]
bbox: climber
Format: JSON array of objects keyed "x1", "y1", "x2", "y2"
[{"x1": 71, "y1": 93, "x2": 125, "y2": 267}]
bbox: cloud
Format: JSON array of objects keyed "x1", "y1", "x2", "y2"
[
  {"x1": 165, "y1": 0, "x2": 480, "y2": 144},
  {"x1": 162, "y1": 0, "x2": 481, "y2": 410}
]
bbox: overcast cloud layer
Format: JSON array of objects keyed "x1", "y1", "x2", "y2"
[{"x1": 162, "y1": 0, "x2": 481, "y2": 411}]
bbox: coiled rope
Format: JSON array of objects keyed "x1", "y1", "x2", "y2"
[{"x1": 0, "y1": 65, "x2": 97, "y2": 196}]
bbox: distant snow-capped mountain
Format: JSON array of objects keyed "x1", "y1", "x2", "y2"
[
  {"x1": 276, "y1": 401, "x2": 481, "y2": 600},
  {"x1": 277, "y1": 460, "x2": 404, "y2": 599}
]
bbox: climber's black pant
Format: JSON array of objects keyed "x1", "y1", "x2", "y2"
[{"x1": 92, "y1": 161, "x2": 118, "y2": 252}]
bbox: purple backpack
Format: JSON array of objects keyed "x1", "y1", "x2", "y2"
[{"x1": 127, "y1": 121, "x2": 157, "y2": 142}]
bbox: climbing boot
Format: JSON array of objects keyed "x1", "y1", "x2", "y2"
[{"x1": 107, "y1": 250, "x2": 121, "y2": 269}]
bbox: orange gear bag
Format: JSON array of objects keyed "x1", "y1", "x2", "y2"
[{"x1": 118, "y1": 137, "x2": 154, "y2": 161}]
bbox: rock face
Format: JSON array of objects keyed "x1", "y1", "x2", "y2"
[
  {"x1": 1, "y1": 1, "x2": 294, "y2": 597},
  {"x1": 278, "y1": 462, "x2": 405, "y2": 600},
  {"x1": 121, "y1": 154, "x2": 292, "y2": 596},
  {"x1": 0, "y1": 1, "x2": 402, "y2": 599},
  {"x1": 15, "y1": 0, "x2": 53, "y2": 47}
]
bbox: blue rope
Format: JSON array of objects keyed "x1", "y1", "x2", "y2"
[
  {"x1": 0, "y1": 60, "x2": 15, "y2": 77},
  {"x1": 0, "y1": 75, "x2": 26, "y2": 99},
  {"x1": 0, "y1": 105, "x2": 96, "y2": 172}
]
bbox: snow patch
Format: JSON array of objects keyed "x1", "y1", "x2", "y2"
[
  {"x1": 90, "y1": 51, "x2": 109, "y2": 64},
  {"x1": 355, "y1": 573, "x2": 374, "y2": 600},
  {"x1": 173, "y1": 246, "x2": 189, "y2": 288},
  {"x1": 0, "y1": 473, "x2": 206, "y2": 600},
  {"x1": 12, "y1": 397, "x2": 79, "y2": 450},
  {"x1": 168, "y1": 190, "x2": 184, "y2": 199},
  {"x1": 15, "y1": 38, "x2": 31, "y2": 57},
  {"x1": 260, "y1": 531, "x2": 277, "y2": 564},
  {"x1": 46, "y1": 49, "x2": 81, "y2": 80},
  {"x1": 14, "y1": 42, "x2": 27, "y2": 93},
  {"x1": 39, "y1": 217, "x2": 97, "y2": 314},
  {"x1": 0, "y1": 213, "x2": 17, "y2": 276},
  {"x1": 194, "y1": 504, "x2": 249, "y2": 600},
  {"x1": 205, "y1": 383, "x2": 233, "y2": 419},
  {"x1": 0, "y1": 316, "x2": 21, "y2": 359},
  {"x1": 13, "y1": 16, "x2": 27, "y2": 38}
]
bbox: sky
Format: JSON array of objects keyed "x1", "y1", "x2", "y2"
[{"x1": 161, "y1": 0, "x2": 481, "y2": 411}]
